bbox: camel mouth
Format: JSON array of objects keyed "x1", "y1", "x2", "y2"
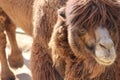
[
  {"x1": 94, "y1": 46, "x2": 116, "y2": 66},
  {"x1": 94, "y1": 56, "x2": 115, "y2": 66}
]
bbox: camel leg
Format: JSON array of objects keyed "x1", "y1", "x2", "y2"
[
  {"x1": 0, "y1": 26, "x2": 15, "y2": 80},
  {"x1": 5, "y1": 23, "x2": 24, "y2": 69}
]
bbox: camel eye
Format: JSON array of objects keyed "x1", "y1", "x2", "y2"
[{"x1": 78, "y1": 28, "x2": 87, "y2": 36}]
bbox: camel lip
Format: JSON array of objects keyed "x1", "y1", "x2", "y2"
[{"x1": 94, "y1": 57, "x2": 115, "y2": 66}]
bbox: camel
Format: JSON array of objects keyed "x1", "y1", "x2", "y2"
[
  {"x1": 49, "y1": 0, "x2": 120, "y2": 80},
  {"x1": 0, "y1": 0, "x2": 120, "y2": 80}
]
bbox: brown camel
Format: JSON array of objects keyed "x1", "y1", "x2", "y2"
[
  {"x1": 0, "y1": 0, "x2": 120, "y2": 80},
  {"x1": 0, "y1": 0, "x2": 67, "y2": 80},
  {"x1": 49, "y1": 0, "x2": 120, "y2": 80}
]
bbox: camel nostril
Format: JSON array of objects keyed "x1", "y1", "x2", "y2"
[
  {"x1": 99, "y1": 43, "x2": 107, "y2": 49},
  {"x1": 99, "y1": 39, "x2": 114, "y2": 50}
]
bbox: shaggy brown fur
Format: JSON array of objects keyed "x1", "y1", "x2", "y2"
[
  {"x1": 49, "y1": 7, "x2": 69, "y2": 78},
  {"x1": 50, "y1": 0, "x2": 120, "y2": 80}
]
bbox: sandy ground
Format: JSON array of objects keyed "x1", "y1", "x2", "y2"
[{"x1": 0, "y1": 28, "x2": 33, "y2": 80}]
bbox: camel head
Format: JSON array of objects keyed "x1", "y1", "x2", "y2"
[{"x1": 64, "y1": 0, "x2": 120, "y2": 66}]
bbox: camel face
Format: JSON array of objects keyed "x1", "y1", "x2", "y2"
[
  {"x1": 65, "y1": 0, "x2": 119, "y2": 66},
  {"x1": 67, "y1": 24, "x2": 116, "y2": 66}
]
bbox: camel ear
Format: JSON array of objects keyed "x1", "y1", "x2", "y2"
[{"x1": 57, "y1": 7, "x2": 66, "y2": 22}]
